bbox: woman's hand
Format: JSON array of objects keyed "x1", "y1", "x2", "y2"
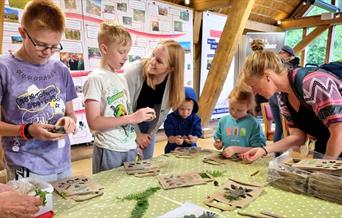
[
  {"x1": 240, "y1": 147, "x2": 266, "y2": 162},
  {"x1": 136, "y1": 133, "x2": 151, "y2": 149},
  {"x1": 56, "y1": 116, "x2": 77, "y2": 134},
  {"x1": 0, "y1": 191, "x2": 41, "y2": 218},
  {"x1": 213, "y1": 140, "x2": 223, "y2": 150}
]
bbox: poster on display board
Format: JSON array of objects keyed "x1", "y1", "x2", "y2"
[
  {"x1": 78, "y1": 0, "x2": 194, "y2": 87},
  {"x1": 200, "y1": 11, "x2": 235, "y2": 119},
  {"x1": 2, "y1": 0, "x2": 194, "y2": 144},
  {"x1": 245, "y1": 32, "x2": 285, "y2": 55}
]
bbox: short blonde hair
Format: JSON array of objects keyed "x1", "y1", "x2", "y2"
[
  {"x1": 229, "y1": 82, "x2": 255, "y2": 115},
  {"x1": 98, "y1": 21, "x2": 132, "y2": 47},
  {"x1": 242, "y1": 50, "x2": 286, "y2": 81},
  {"x1": 143, "y1": 40, "x2": 185, "y2": 110},
  {"x1": 22, "y1": 0, "x2": 65, "y2": 32}
]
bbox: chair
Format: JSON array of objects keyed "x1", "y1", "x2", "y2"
[{"x1": 260, "y1": 103, "x2": 274, "y2": 141}]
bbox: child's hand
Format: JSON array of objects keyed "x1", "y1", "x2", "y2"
[
  {"x1": 175, "y1": 136, "x2": 184, "y2": 145},
  {"x1": 222, "y1": 147, "x2": 236, "y2": 158},
  {"x1": 131, "y1": 107, "x2": 156, "y2": 124},
  {"x1": 185, "y1": 135, "x2": 197, "y2": 144},
  {"x1": 56, "y1": 116, "x2": 77, "y2": 134},
  {"x1": 28, "y1": 123, "x2": 65, "y2": 141},
  {"x1": 136, "y1": 133, "x2": 151, "y2": 149},
  {"x1": 213, "y1": 140, "x2": 223, "y2": 150}
]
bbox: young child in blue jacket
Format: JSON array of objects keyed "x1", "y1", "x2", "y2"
[{"x1": 164, "y1": 87, "x2": 202, "y2": 153}]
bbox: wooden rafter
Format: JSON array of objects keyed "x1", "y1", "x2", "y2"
[
  {"x1": 300, "y1": 27, "x2": 307, "y2": 66},
  {"x1": 198, "y1": 0, "x2": 255, "y2": 126},
  {"x1": 245, "y1": 20, "x2": 282, "y2": 32},
  {"x1": 289, "y1": 1, "x2": 313, "y2": 18},
  {"x1": 280, "y1": 14, "x2": 342, "y2": 29},
  {"x1": 293, "y1": 25, "x2": 330, "y2": 55},
  {"x1": 191, "y1": 0, "x2": 231, "y2": 11},
  {"x1": 325, "y1": 25, "x2": 335, "y2": 63}
]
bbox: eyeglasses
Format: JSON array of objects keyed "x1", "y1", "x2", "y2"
[{"x1": 24, "y1": 29, "x2": 63, "y2": 52}]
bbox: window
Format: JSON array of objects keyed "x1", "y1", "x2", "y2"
[{"x1": 332, "y1": 25, "x2": 342, "y2": 61}]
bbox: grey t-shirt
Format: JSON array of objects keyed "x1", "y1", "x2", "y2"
[{"x1": 0, "y1": 55, "x2": 77, "y2": 175}]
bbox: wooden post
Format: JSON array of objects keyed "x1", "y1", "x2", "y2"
[
  {"x1": 301, "y1": 27, "x2": 307, "y2": 66},
  {"x1": 198, "y1": 0, "x2": 255, "y2": 126},
  {"x1": 293, "y1": 25, "x2": 329, "y2": 55},
  {"x1": 325, "y1": 25, "x2": 335, "y2": 63},
  {"x1": 0, "y1": 0, "x2": 4, "y2": 54},
  {"x1": 192, "y1": 11, "x2": 202, "y2": 95}
]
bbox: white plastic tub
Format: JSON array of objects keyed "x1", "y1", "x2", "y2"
[{"x1": 7, "y1": 178, "x2": 54, "y2": 217}]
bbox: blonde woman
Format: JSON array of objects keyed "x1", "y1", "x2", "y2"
[
  {"x1": 240, "y1": 51, "x2": 342, "y2": 161},
  {"x1": 124, "y1": 40, "x2": 185, "y2": 159}
]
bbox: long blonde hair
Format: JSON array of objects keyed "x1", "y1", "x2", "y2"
[
  {"x1": 242, "y1": 50, "x2": 287, "y2": 81},
  {"x1": 143, "y1": 40, "x2": 185, "y2": 109}
]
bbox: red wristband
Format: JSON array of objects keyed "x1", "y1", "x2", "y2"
[{"x1": 19, "y1": 124, "x2": 28, "y2": 140}]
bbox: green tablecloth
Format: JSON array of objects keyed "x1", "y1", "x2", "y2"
[{"x1": 53, "y1": 153, "x2": 342, "y2": 218}]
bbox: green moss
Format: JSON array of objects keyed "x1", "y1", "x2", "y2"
[
  {"x1": 35, "y1": 189, "x2": 48, "y2": 206},
  {"x1": 119, "y1": 187, "x2": 161, "y2": 218},
  {"x1": 206, "y1": 170, "x2": 225, "y2": 177}
]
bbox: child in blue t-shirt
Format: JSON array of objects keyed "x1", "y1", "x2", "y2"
[{"x1": 213, "y1": 85, "x2": 266, "y2": 158}]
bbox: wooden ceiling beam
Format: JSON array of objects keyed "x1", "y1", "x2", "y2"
[
  {"x1": 245, "y1": 20, "x2": 283, "y2": 32},
  {"x1": 198, "y1": 0, "x2": 255, "y2": 126},
  {"x1": 289, "y1": 1, "x2": 313, "y2": 18},
  {"x1": 191, "y1": 0, "x2": 231, "y2": 11},
  {"x1": 293, "y1": 25, "x2": 330, "y2": 55},
  {"x1": 280, "y1": 14, "x2": 342, "y2": 29}
]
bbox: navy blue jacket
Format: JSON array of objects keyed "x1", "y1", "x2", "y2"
[{"x1": 164, "y1": 87, "x2": 202, "y2": 153}]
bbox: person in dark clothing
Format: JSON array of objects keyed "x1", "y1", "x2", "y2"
[{"x1": 164, "y1": 87, "x2": 202, "y2": 153}]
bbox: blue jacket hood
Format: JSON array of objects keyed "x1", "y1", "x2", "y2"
[{"x1": 184, "y1": 87, "x2": 199, "y2": 114}]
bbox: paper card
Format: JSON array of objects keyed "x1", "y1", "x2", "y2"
[
  {"x1": 157, "y1": 172, "x2": 208, "y2": 190},
  {"x1": 204, "y1": 179, "x2": 263, "y2": 211}
]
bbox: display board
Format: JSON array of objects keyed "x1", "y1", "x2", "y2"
[
  {"x1": 245, "y1": 32, "x2": 286, "y2": 55},
  {"x1": 2, "y1": 0, "x2": 194, "y2": 144},
  {"x1": 200, "y1": 11, "x2": 235, "y2": 119}
]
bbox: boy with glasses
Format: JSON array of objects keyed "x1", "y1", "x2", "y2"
[{"x1": 0, "y1": 0, "x2": 77, "y2": 182}]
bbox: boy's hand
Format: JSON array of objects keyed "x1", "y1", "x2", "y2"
[
  {"x1": 28, "y1": 123, "x2": 65, "y2": 141},
  {"x1": 131, "y1": 107, "x2": 156, "y2": 124},
  {"x1": 222, "y1": 146, "x2": 236, "y2": 158},
  {"x1": 213, "y1": 139, "x2": 223, "y2": 150},
  {"x1": 136, "y1": 133, "x2": 151, "y2": 149},
  {"x1": 56, "y1": 116, "x2": 77, "y2": 134},
  {"x1": 175, "y1": 135, "x2": 184, "y2": 145},
  {"x1": 185, "y1": 135, "x2": 197, "y2": 144}
]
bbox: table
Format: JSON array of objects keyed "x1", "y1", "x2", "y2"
[{"x1": 53, "y1": 152, "x2": 342, "y2": 218}]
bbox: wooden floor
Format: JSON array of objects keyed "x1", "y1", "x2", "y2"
[{"x1": 71, "y1": 136, "x2": 215, "y2": 177}]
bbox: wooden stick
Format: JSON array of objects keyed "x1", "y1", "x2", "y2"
[
  {"x1": 260, "y1": 211, "x2": 285, "y2": 218},
  {"x1": 237, "y1": 211, "x2": 269, "y2": 218},
  {"x1": 250, "y1": 170, "x2": 260, "y2": 177}
]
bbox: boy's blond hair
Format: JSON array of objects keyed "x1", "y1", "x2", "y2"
[
  {"x1": 22, "y1": 0, "x2": 65, "y2": 32},
  {"x1": 98, "y1": 22, "x2": 132, "y2": 47}
]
